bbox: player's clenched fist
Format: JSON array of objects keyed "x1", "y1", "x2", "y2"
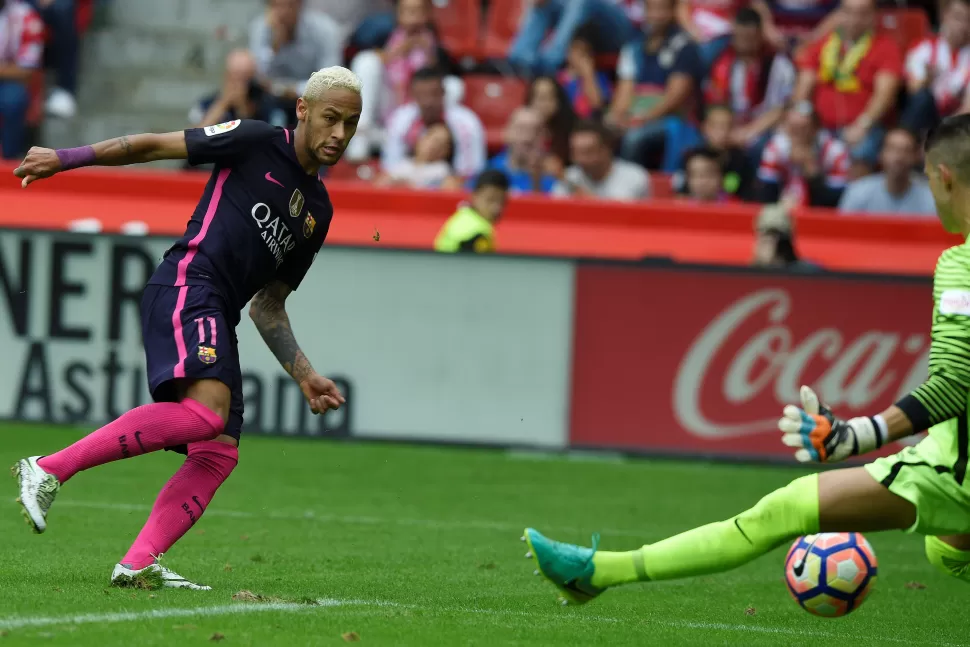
[
  {"x1": 299, "y1": 372, "x2": 346, "y2": 415},
  {"x1": 778, "y1": 386, "x2": 884, "y2": 462},
  {"x1": 13, "y1": 147, "x2": 62, "y2": 188}
]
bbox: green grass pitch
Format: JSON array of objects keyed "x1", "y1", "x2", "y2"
[{"x1": 0, "y1": 423, "x2": 966, "y2": 647}]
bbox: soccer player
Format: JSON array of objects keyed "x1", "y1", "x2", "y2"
[
  {"x1": 524, "y1": 113, "x2": 970, "y2": 605},
  {"x1": 10, "y1": 66, "x2": 362, "y2": 590}
]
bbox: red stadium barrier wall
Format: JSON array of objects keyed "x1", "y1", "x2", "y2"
[
  {"x1": 569, "y1": 263, "x2": 932, "y2": 460},
  {"x1": 0, "y1": 163, "x2": 958, "y2": 276}
]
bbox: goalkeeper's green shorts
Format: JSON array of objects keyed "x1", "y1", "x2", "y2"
[{"x1": 865, "y1": 433, "x2": 970, "y2": 536}]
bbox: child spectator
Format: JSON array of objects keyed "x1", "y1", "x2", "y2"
[
  {"x1": 757, "y1": 102, "x2": 848, "y2": 207},
  {"x1": 0, "y1": 0, "x2": 44, "y2": 159},
  {"x1": 526, "y1": 75, "x2": 577, "y2": 177},
  {"x1": 903, "y1": 0, "x2": 970, "y2": 133},
  {"x1": 674, "y1": 105, "x2": 756, "y2": 198},
  {"x1": 376, "y1": 122, "x2": 458, "y2": 190},
  {"x1": 434, "y1": 170, "x2": 510, "y2": 253},
  {"x1": 484, "y1": 106, "x2": 558, "y2": 194},
  {"x1": 704, "y1": 8, "x2": 795, "y2": 159},
  {"x1": 557, "y1": 27, "x2": 613, "y2": 119},
  {"x1": 381, "y1": 67, "x2": 486, "y2": 179},
  {"x1": 554, "y1": 120, "x2": 651, "y2": 201},
  {"x1": 349, "y1": 0, "x2": 443, "y2": 160},
  {"x1": 683, "y1": 147, "x2": 732, "y2": 201}
]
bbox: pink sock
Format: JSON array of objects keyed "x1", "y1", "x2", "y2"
[
  {"x1": 37, "y1": 399, "x2": 224, "y2": 483},
  {"x1": 122, "y1": 441, "x2": 238, "y2": 570}
]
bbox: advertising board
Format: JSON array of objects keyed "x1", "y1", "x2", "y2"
[
  {"x1": 0, "y1": 232, "x2": 572, "y2": 449},
  {"x1": 569, "y1": 264, "x2": 932, "y2": 459}
]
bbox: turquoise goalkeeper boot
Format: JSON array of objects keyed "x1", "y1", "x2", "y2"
[{"x1": 523, "y1": 528, "x2": 605, "y2": 605}]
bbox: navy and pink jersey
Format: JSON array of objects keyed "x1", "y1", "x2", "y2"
[{"x1": 147, "y1": 119, "x2": 333, "y2": 324}]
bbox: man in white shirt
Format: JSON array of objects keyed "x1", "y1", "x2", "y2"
[
  {"x1": 249, "y1": 0, "x2": 342, "y2": 126},
  {"x1": 381, "y1": 67, "x2": 486, "y2": 179},
  {"x1": 902, "y1": 0, "x2": 970, "y2": 132},
  {"x1": 554, "y1": 120, "x2": 651, "y2": 201},
  {"x1": 838, "y1": 128, "x2": 936, "y2": 215}
]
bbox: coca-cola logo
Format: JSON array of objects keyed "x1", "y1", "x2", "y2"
[{"x1": 673, "y1": 288, "x2": 929, "y2": 438}]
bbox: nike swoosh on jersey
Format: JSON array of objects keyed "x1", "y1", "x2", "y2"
[{"x1": 265, "y1": 172, "x2": 283, "y2": 187}]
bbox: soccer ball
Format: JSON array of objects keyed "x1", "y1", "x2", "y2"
[{"x1": 784, "y1": 532, "x2": 878, "y2": 617}]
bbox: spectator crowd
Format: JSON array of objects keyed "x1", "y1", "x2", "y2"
[
  {"x1": 181, "y1": 0, "x2": 945, "y2": 217},
  {"x1": 0, "y1": 0, "x2": 955, "y2": 262}
]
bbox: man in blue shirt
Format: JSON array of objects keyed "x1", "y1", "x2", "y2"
[
  {"x1": 838, "y1": 128, "x2": 936, "y2": 216},
  {"x1": 12, "y1": 67, "x2": 358, "y2": 591},
  {"x1": 606, "y1": 0, "x2": 705, "y2": 172},
  {"x1": 480, "y1": 106, "x2": 558, "y2": 195}
]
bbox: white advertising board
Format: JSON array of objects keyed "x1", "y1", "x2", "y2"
[{"x1": 0, "y1": 232, "x2": 572, "y2": 449}]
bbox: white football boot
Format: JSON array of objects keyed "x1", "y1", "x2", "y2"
[
  {"x1": 111, "y1": 556, "x2": 212, "y2": 591},
  {"x1": 12, "y1": 456, "x2": 60, "y2": 533}
]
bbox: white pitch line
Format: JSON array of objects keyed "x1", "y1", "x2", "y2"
[
  {"x1": 0, "y1": 598, "x2": 376, "y2": 630},
  {"x1": 0, "y1": 598, "x2": 961, "y2": 646}
]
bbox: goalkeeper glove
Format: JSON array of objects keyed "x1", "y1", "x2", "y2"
[{"x1": 778, "y1": 386, "x2": 888, "y2": 463}]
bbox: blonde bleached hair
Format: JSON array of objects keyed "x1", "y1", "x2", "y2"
[{"x1": 302, "y1": 66, "x2": 362, "y2": 101}]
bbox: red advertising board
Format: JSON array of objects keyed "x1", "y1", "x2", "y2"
[{"x1": 569, "y1": 265, "x2": 933, "y2": 460}]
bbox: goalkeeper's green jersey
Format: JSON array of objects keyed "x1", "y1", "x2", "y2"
[{"x1": 907, "y1": 239, "x2": 970, "y2": 481}]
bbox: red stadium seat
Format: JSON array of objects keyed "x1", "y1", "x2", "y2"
[
  {"x1": 433, "y1": 0, "x2": 483, "y2": 60},
  {"x1": 878, "y1": 8, "x2": 931, "y2": 52},
  {"x1": 483, "y1": 0, "x2": 525, "y2": 59},
  {"x1": 462, "y1": 75, "x2": 528, "y2": 152}
]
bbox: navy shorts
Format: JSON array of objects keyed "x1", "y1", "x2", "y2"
[{"x1": 141, "y1": 284, "x2": 244, "y2": 449}]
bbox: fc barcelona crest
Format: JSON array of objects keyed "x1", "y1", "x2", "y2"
[
  {"x1": 304, "y1": 212, "x2": 316, "y2": 238},
  {"x1": 198, "y1": 346, "x2": 217, "y2": 364},
  {"x1": 289, "y1": 189, "x2": 304, "y2": 218}
]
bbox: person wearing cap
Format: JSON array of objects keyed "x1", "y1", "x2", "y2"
[{"x1": 752, "y1": 203, "x2": 821, "y2": 271}]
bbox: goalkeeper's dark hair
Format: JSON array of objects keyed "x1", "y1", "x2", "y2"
[{"x1": 924, "y1": 113, "x2": 970, "y2": 177}]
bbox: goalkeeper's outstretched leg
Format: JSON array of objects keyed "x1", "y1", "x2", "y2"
[{"x1": 524, "y1": 466, "x2": 916, "y2": 605}]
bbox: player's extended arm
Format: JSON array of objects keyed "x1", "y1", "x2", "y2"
[
  {"x1": 249, "y1": 280, "x2": 345, "y2": 414},
  {"x1": 780, "y1": 310, "x2": 970, "y2": 463},
  {"x1": 778, "y1": 386, "x2": 911, "y2": 463},
  {"x1": 13, "y1": 132, "x2": 189, "y2": 188}
]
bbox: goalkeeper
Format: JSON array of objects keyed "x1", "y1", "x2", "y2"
[{"x1": 524, "y1": 114, "x2": 970, "y2": 606}]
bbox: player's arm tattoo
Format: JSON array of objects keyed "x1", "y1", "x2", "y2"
[
  {"x1": 89, "y1": 131, "x2": 189, "y2": 165},
  {"x1": 249, "y1": 281, "x2": 314, "y2": 383}
]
